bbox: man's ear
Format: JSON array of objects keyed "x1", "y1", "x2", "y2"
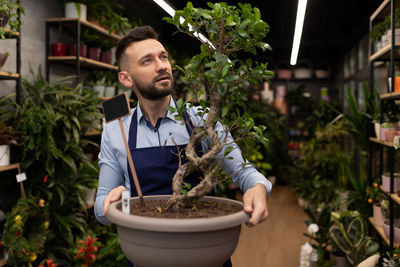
[{"x1": 118, "y1": 71, "x2": 133, "y2": 88}]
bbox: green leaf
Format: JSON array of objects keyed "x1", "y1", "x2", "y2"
[
  {"x1": 221, "y1": 106, "x2": 229, "y2": 117},
  {"x1": 222, "y1": 64, "x2": 230, "y2": 77}
]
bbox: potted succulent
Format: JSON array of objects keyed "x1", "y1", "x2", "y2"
[
  {"x1": 329, "y1": 210, "x2": 379, "y2": 266},
  {"x1": 106, "y1": 2, "x2": 273, "y2": 266},
  {"x1": 0, "y1": 0, "x2": 24, "y2": 39}
]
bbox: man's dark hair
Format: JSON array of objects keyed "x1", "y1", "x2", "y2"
[{"x1": 115, "y1": 25, "x2": 159, "y2": 68}]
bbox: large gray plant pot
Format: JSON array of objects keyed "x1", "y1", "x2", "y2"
[{"x1": 106, "y1": 195, "x2": 249, "y2": 267}]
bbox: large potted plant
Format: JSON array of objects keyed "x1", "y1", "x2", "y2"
[{"x1": 105, "y1": 2, "x2": 273, "y2": 267}]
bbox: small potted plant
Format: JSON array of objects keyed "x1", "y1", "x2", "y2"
[
  {"x1": 0, "y1": 0, "x2": 24, "y2": 39},
  {"x1": 366, "y1": 179, "x2": 387, "y2": 226},
  {"x1": 329, "y1": 210, "x2": 379, "y2": 266},
  {"x1": 0, "y1": 51, "x2": 8, "y2": 70}
]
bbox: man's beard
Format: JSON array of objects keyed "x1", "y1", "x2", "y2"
[{"x1": 133, "y1": 72, "x2": 174, "y2": 100}]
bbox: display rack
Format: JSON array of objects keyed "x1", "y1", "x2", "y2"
[
  {"x1": 0, "y1": 6, "x2": 22, "y2": 104},
  {"x1": 45, "y1": 18, "x2": 120, "y2": 82},
  {"x1": 368, "y1": 0, "x2": 400, "y2": 249}
]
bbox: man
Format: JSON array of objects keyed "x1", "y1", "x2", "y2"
[{"x1": 94, "y1": 25, "x2": 271, "y2": 228}]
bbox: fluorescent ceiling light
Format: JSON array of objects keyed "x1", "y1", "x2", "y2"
[
  {"x1": 153, "y1": 0, "x2": 175, "y2": 17},
  {"x1": 153, "y1": 0, "x2": 215, "y2": 49},
  {"x1": 290, "y1": 0, "x2": 308, "y2": 65}
]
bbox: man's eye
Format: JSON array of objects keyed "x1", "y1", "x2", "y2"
[
  {"x1": 143, "y1": 59, "x2": 150, "y2": 64},
  {"x1": 161, "y1": 55, "x2": 168, "y2": 60}
]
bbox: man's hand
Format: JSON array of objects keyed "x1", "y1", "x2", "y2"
[
  {"x1": 243, "y1": 183, "x2": 269, "y2": 227},
  {"x1": 104, "y1": 186, "x2": 127, "y2": 214}
]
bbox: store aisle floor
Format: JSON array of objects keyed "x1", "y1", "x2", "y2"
[{"x1": 231, "y1": 185, "x2": 309, "y2": 267}]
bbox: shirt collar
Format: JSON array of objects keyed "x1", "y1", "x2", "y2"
[{"x1": 136, "y1": 96, "x2": 178, "y2": 125}]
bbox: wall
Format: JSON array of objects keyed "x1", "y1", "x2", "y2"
[{"x1": 0, "y1": 0, "x2": 63, "y2": 97}]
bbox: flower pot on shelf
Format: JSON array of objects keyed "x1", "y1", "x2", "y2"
[
  {"x1": 0, "y1": 144, "x2": 10, "y2": 166},
  {"x1": 383, "y1": 219, "x2": 400, "y2": 243},
  {"x1": 51, "y1": 43, "x2": 67, "y2": 56},
  {"x1": 68, "y1": 43, "x2": 87, "y2": 57},
  {"x1": 92, "y1": 85, "x2": 105, "y2": 97},
  {"x1": 87, "y1": 47, "x2": 100, "y2": 61},
  {"x1": 104, "y1": 86, "x2": 115, "y2": 97},
  {"x1": 100, "y1": 51, "x2": 111, "y2": 64},
  {"x1": 385, "y1": 128, "x2": 396, "y2": 142},
  {"x1": 64, "y1": 2, "x2": 87, "y2": 21},
  {"x1": 374, "y1": 122, "x2": 380, "y2": 139},
  {"x1": 381, "y1": 173, "x2": 400, "y2": 193},
  {"x1": 0, "y1": 53, "x2": 8, "y2": 70},
  {"x1": 0, "y1": 11, "x2": 9, "y2": 28},
  {"x1": 106, "y1": 195, "x2": 248, "y2": 267},
  {"x1": 373, "y1": 203, "x2": 385, "y2": 226}
]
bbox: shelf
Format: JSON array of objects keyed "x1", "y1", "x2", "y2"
[
  {"x1": 0, "y1": 163, "x2": 20, "y2": 173},
  {"x1": 391, "y1": 193, "x2": 400, "y2": 205},
  {"x1": 48, "y1": 56, "x2": 118, "y2": 71},
  {"x1": 369, "y1": 137, "x2": 394, "y2": 147},
  {"x1": 46, "y1": 18, "x2": 121, "y2": 41},
  {"x1": 0, "y1": 258, "x2": 7, "y2": 267},
  {"x1": 380, "y1": 91, "x2": 400, "y2": 101},
  {"x1": 0, "y1": 71, "x2": 20, "y2": 80},
  {"x1": 0, "y1": 28, "x2": 19, "y2": 38},
  {"x1": 369, "y1": 217, "x2": 397, "y2": 246},
  {"x1": 370, "y1": 0, "x2": 390, "y2": 21},
  {"x1": 370, "y1": 43, "x2": 400, "y2": 62}
]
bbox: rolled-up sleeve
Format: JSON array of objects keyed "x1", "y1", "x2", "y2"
[{"x1": 94, "y1": 125, "x2": 126, "y2": 225}]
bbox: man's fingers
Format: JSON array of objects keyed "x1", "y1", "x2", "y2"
[{"x1": 104, "y1": 186, "x2": 127, "y2": 214}]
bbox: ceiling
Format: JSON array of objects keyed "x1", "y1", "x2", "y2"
[{"x1": 117, "y1": 0, "x2": 383, "y2": 68}]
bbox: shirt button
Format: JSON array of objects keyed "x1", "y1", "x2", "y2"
[{"x1": 154, "y1": 130, "x2": 157, "y2": 133}]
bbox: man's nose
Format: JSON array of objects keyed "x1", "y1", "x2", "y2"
[{"x1": 156, "y1": 58, "x2": 168, "y2": 72}]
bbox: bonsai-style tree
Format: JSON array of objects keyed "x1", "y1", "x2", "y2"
[{"x1": 164, "y1": 2, "x2": 273, "y2": 209}]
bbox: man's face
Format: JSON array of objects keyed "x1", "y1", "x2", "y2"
[{"x1": 123, "y1": 39, "x2": 173, "y2": 100}]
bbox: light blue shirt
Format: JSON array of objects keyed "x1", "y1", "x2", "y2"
[{"x1": 95, "y1": 96, "x2": 272, "y2": 225}]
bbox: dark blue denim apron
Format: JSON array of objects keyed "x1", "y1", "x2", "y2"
[{"x1": 126, "y1": 107, "x2": 232, "y2": 267}]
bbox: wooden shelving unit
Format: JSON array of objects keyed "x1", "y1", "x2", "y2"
[
  {"x1": 391, "y1": 193, "x2": 400, "y2": 205},
  {"x1": 48, "y1": 56, "x2": 118, "y2": 71},
  {"x1": 369, "y1": 137, "x2": 394, "y2": 147},
  {"x1": 369, "y1": 43, "x2": 400, "y2": 62},
  {"x1": 46, "y1": 18, "x2": 120, "y2": 41},
  {"x1": 0, "y1": 71, "x2": 20, "y2": 80},
  {"x1": 0, "y1": 163, "x2": 20, "y2": 173},
  {"x1": 369, "y1": 217, "x2": 397, "y2": 246}
]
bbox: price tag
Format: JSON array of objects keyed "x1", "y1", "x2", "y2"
[
  {"x1": 122, "y1": 190, "x2": 130, "y2": 214},
  {"x1": 16, "y1": 172, "x2": 27, "y2": 183}
]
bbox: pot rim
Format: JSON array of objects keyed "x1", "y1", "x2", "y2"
[{"x1": 106, "y1": 195, "x2": 249, "y2": 233}]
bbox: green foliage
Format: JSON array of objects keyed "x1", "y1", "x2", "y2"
[
  {"x1": 329, "y1": 210, "x2": 379, "y2": 265},
  {"x1": 0, "y1": 0, "x2": 25, "y2": 39},
  {"x1": 291, "y1": 118, "x2": 352, "y2": 209},
  {"x1": 163, "y1": 2, "x2": 275, "y2": 197},
  {"x1": 344, "y1": 81, "x2": 379, "y2": 151},
  {"x1": 11, "y1": 66, "x2": 102, "y2": 261},
  {"x1": 17, "y1": 66, "x2": 102, "y2": 178},
  {"x1": 3, "y1": 196, "x2": 50, "y2": 266}
]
